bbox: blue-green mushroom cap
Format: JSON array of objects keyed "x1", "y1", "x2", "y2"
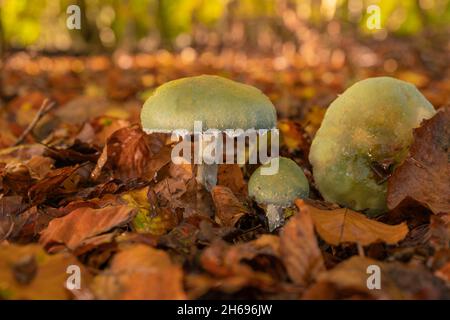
[
  {"x1": 309, "y1": 77, "x2": 436, "y2": 214},
  {"x1": 248, "y1": 157, "x2": 310, "y2": 207},
  {"x1": 140, "y1": 75, "x2": 277, "y2": 133}
]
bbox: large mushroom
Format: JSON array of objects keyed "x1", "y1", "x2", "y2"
[
  {"x1": 309, "y1": 77, "x2": 436, "y2": 214},
  {"x1": 140, "y1": 75, "x2": 277, "y2": 191},
  {"x1": 248, "y1": 157, "x2": 310, "y2": 231}
]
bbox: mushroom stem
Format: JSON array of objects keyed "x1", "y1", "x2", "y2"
[
  {"x1": 196, "y1": 163, "x2": 218, "y2": 191},
  {"x1": 266, "y1": 204, "x2": 285, "y2": 232}
]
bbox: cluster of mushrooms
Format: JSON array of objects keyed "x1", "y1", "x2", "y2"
[{"x1": 140, "y1": 75, "x2": 436, "y2": 229}]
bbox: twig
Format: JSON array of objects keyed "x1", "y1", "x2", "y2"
[{"x1": 13, "y1": 98, "x2": 56, "y2": 146}]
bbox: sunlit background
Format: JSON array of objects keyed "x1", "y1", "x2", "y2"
[
  {"x1": 1, "y1": 0, "x2": 449, "y2": 146},
  {"x1": 1, "y1": 0, "x2": 449, "y2": 52}
]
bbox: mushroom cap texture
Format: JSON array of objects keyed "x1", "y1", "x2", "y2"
[
  {"x1": 309, "y1": 77, "x2": 436, "y2": 214},
  {"x1": 141, "y1": 75, "x2": 277, "y2": 132},
  {"x1": 248, "y1": 157, "x2": 310, "y2": 207}
]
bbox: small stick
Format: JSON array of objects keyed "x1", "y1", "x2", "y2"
[
  {"x1": 13, "y1": 99, "x2": 56, "y2": 146},
  {"x1": 357, "y1": 243, "x2": 365, "y2": 257}
]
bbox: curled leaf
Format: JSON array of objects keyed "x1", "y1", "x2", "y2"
[
  {"x1": 211, "y1": 186, "x2": 248, "y2": 227},
  {"x1": 40, "y1": 205, "x2": 135, "y2": 251},
  {"x1": 280, "y1": 208, "x2": 325, "y2": 285},
  {"x1": 296, "y1": 200, "x2": 408, "y2": 246},
  {"x1": 388, "y1": 107, "x2": 450, "y2": 214},
  {"x1": 91, "y1": 244, "x2": 186, "y2": 299}
]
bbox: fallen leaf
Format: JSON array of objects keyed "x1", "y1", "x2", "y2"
[
  {"x1": 1, "y1": 162, "x2": 35, "y2": 197},
  {"x1": 200, "y1": 235, "x2": 282, "y2": 291},
  {"x1": 28, "y1": 165, "x2": 80, "y2": 205},
  {"x1": 0, "y1": 196, "x2": 26, "y2": 240},
  {"x1": 91, "y1": 244, "x2": 186, "y2": 299},
  {"x1": 217, "y1": 164, "x2": 247, "y2": 196},
  {"x1": 296, "y1": 199, "x2": 409, "y2": 246},
  {"x1": 91, "y1": 126, "x2": 171, "y2": 181},
  {"x1": 211, "y1": 186, "x2": 248, "y2": 227},
  {"x1": 278, "y1": 120, "x2": 311, "y2": 154},
  {"x1": 303, "y1": 256, "x2": 450, "y2": 299},
  {"x1": 39, "y1": 205, "x2": 135, "y2": 251},
  {"x1": 25, "y1": 156, "x2": 54, "y2": 179},
  {"x1": 0, "y1": 244, "x2": 91, "y2": 300},
  {"x1": 280, "y1": 208, "x2": 325, "y2": 285},
  {"x1": 387, "y1": 107, "x2": 450, "y2": 214},
  {"x1": 121, "y1": 187, "x2": 180, "y2": 235}
]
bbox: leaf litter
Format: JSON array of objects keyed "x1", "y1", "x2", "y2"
[{"x1": 0, "y1": 48, "x2": 449, "y2": 300}]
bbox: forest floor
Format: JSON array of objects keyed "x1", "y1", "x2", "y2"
[{"x1": 0, "y1": 31, "x2": 449, "y2": 299}]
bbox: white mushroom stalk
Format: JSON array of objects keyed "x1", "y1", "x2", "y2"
[
  {"x1": 248, "y1": 157, "x2": 310, "y2": 231},
  {"x1": 266, "y1": 204, "x2": 285, "y2": 232},
  {"x1": 195, "y1": 133, "x2": 219, "y2": 191}
]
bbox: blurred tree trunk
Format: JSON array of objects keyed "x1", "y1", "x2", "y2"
[
  {"x1": 77, "y1": 0, "x2": 103, "y2": 52},
  {"x1": 0, "y1": 7, "x2": 5, "y2": 59},
  {"x1": 156, "y1": 0, "x2": 172, "y2": 50}
]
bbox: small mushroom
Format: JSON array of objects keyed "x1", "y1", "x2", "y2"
[
  {"x1": 248, "y1": 157, "x2": 309, "y2": 231},
  {"x1": 140, "y1": 75, "x2": 277, "y2": 191}
]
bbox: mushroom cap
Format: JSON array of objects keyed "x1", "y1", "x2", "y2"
[
  {"x1": 248, "y1": 157, "x2": 310, "y2": 207},
  {"x1": 141, "y1": 75, "x2": 277, "y2": 133},
  {"x1": 309, "y1": 76, "x2": 436, "y2": 213}
]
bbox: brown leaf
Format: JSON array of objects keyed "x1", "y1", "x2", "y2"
[
  {"x1": 39, "y1": 205, "x2": 135, "y2": 251},
  {"x1": 1, "y1": 163, "x2": 35, "y2": 196},
  {"x1": 0, "y1": 244, "x2": 92, "y2": 300},
  {"x1": 211, "y1": 186, "x2": 248, "y2": 227},
  {"x1": 296, "y1": 200, "x2": 409, "y2": 246},
  {"x1": 280, "y1": 208, "x2": 325, "y2": 285},
  {"x1": 430, "y1": 213, "x2": 450, "y2": 250},
  {"x1": 0, "y1": 196, "x2": 26, "y2": 240},
  {"x1": 278, "y1": 120, "x2": 311, "y2": 155},
  {"x1": 91, "y1": 244, "x2": 186, "y2": 299},
  {"x1": 28, "y1": 165, "x2": 80, "y2": 204},
  {"x1": 200, "y1": 235, "x2": 282, "y2": 292},
  {"x1": 387, "y1": 107, "x2": 450, "y2": 214},
  {"x1": 303, "y1": 256, "x2": 450, "y2": 300},
  {"x1": 25, "y1": 156, "x2": 54, "y2": 179},
  {"x1": 217, "y1": 164, "x2": 247, "y2": 196},
  {"x1": 91, "y1": 126, "x2": 171, "y2": 181}
]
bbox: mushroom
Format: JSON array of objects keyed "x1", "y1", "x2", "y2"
[
  {"x1": 309, "y1": 77, "x2": 436, "y2": 214},
  {"x1": 248, "y1": 157, "x2": 310, "y2": 231},
  {"x1": 140, "y1": 75, "x2": 277, "y2": 191}
]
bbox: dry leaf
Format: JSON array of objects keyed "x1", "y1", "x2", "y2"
[
  {"x1": 296, "y1": 200, "x2": 408, "y2": 246},
  {"x1": 303, "y1": 256, "x2": 450, "y2": 300},
  {"x1": 91, "y1": 126, "x2": 171, "y2": 181},
  {"x1": 91, "y1": 244, "x2": 186, "y2": 299},
  {"x1": 211, "y1": 186, "x2": 248, "y2": 227},
  {"x1": 40, "y1": 205, "x2": 135, "y2": 251},
  {"x1": 0, "y1": 196, "x2": 25, "y2": 240},
  {"x1": 387, "y1": 107, "x2": 450, "y2": 214},
  {"x1": 280, "y1": 209, "x2": 325, "y2": 285},
  {"x1": 121, "y1": 187, "x2": 180, "y2": 235},
  {"x1": 28, "y1": 165, "x2": 80, "y2": 204},
  {"x1": 278, "y1": 120, "x2": 311, "y2": 154},
  {"x1": 217, "y1": 164, "x2": 247, "y2": 196},
  {"x1": 200, "y1": 235, "x2": 281, "y2": 292},
  {"x1": 0, "y1": 244, "x2": 91, "y2": 300}
]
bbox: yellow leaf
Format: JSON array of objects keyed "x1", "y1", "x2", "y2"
[
  {"x1": 0, "y1": 244, "x2": 91, "y2": 299},
  {"x1": 121, "y1": 187, "x2": 179, "y2": 236},
  {"x1": 295, "y1": 200, "x2": 408, "y2": 246}
]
